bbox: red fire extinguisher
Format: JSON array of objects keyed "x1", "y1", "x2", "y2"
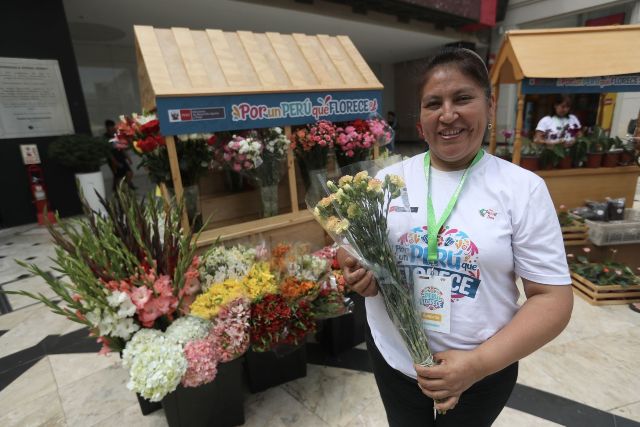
[{"x1": 26, "y1": 164, "x2": 56, "y2": 225}]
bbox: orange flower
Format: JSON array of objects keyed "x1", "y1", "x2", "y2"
[{"x1": 280, "y1": 276, "x2": 317, "y2": 300}]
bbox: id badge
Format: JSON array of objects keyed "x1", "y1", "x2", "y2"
[{"x1": 414, "y1": 274, "x2": 452, "y2": 334}]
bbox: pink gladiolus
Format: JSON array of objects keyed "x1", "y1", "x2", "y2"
[
  {"x1": 183, "y1": 268, "x2": 201, "y2": 296},
  {"x1": 130, "y1": 286, "x2": 153, "y2": 309},
  {"x1": 153, "y1": 275, "x2": 173, "y2": 298},
  {"x1": 97, "y1": 336, "x2": 112, "y2": 355},
  {"x1": 138, "y1": 299, "x2": 162, "y2": 327}
]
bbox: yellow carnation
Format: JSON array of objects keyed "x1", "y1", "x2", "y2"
[{"x1": 338, "y1": 175, "x2": 354, "y2": 187}]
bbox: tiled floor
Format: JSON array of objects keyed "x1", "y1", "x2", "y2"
[{"x1": 1, "y1": 157, "x2": 640, "y2": 427}]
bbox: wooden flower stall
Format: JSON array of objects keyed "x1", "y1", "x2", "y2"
[
  {"x1": 488, "y1": 24, "x2": 640, "y2": 209},
  {"x1": 133, "y1": 25, "x2": 384, "y2": 249},
  {"x1": 571, "y1": 272, "x2": 640, "y2": 306}
]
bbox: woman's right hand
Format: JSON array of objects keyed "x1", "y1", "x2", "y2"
[{"x1": 342, "y1": 256, "x2": 379, "y2": 297}]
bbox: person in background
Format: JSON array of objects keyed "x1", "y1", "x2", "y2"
[
  {"x1": 104, "y1": 119, "x2": 135, "y2": 191},
  {"x1": 387, "y1": 111, "x2": 398, "y2": 152},
  {"x1": 534, "y1": 95, "x2": 582, "y2": 144},
  {"x1": 339, "y1": 48, "x2": 573, "y2": 426}
]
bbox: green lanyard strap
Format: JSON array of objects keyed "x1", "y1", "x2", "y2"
[{"x1": 424, "y1": 150, "x2": 484, "y2": 263}]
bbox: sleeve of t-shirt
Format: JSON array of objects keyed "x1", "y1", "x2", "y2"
[
  {"x1": 512, "y1": 180, "x2": 571, "y2": 285},
  {"x1": 535, "y1": 116, "x2": 552, "y2": 132}
]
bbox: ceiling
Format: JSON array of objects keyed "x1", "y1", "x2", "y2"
[{"x1": 62, "y1": 0, "x2": 478, "y2": 63}]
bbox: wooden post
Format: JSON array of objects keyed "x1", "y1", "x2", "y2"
[
  {"x1": 165, "y1": 135, "x2": 190, "y2": 232},
  {"x1": 373, "y1": 144, "x2": 379, "y2": 159},
  {"x1": 512, "y1": 82, "x2": 525, "y2": 165},
  {"x1": 488, "y1": 83, "x2": 499, "y2": 154},
  {"x1": 285, "y1": 126, "x2": 299, "y2": 213}
]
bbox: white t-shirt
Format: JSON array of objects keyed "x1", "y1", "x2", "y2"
[
  {"x1": 535, "y1": 114, "x2": 581, "y2": 143},
  {"x1": 368, "y1": 152, "x2": 571, "y2": 379}
]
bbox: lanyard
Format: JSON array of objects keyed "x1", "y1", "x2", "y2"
[{"x1": 424, "y1": 150, "x2": 484, "y2": 264}]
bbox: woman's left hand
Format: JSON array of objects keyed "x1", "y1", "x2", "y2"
[{"x1": 414, "y1": 350, "x2": 486, "y2": 412}]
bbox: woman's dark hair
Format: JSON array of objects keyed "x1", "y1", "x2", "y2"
[
  {"x1": 419, "y1": 48, "x2": 491, "y2": 100},
  {"x1": 550, "y1": 94, "x2": 572, "y2": 116}
]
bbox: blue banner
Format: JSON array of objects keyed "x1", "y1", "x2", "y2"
[
  {"x1": 156, "y1": 90, "x2": 382, "y2": 135},
  {"x1": 522, "y1": 74, "x2": 640, "y2": 94}
]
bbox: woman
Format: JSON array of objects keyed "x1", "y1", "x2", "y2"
[
  {"x1": 534, "y1": 95, "x2": 582, "y2": 143},
  {"x1": 339, "y1": 48, "x2": 573, "y2": 426}
]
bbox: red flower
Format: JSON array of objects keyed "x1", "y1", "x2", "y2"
[
  {"x1": 139, "y1": 119, "x2": 160, "y2": 135},
  {"x1": 137, "y1": 136, "x2": 159, "y2": 152},
  {"x1": 207, "y1": 135, "x2": 217, "y2": 146}
]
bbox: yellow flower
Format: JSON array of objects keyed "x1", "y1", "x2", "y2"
[
  {"x1": 367, "y1": 178, "x2": 383, "y2": 194},
  {"x1": 334, "y1": 188, "x2": 347, "y2": 204},
  {"x1": 242, "y1": 262, "x2": 278, "y2": 301},
  {"x1": 318, "y1": 195, "x2": 335, "y2": 208},
  {"x1": 190, "y1": 279, "x2": 246, "y2": 320},
  {"x1": 327, "y1": 181, "x2": 338, "y2": 192},
  {"x1": 325, "y1": 216, "x2": 340, "y2": 234},
  {"x1": 389, "y1": 175, "x2": 405, "y2": 188},
  {"x1": 338, "y1": 175, "x2": 354, "y2": 187},
  {"x1": 335, "y1": 219, "x2": 350, "y2": 234},
  {"x1": 354, "y1": 171, "x2": 369, "y2": 184},
  {"x1": 347, "y1": 204, "x2": 360, "y2": 219}
]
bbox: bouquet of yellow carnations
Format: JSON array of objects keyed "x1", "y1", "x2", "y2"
[{"x1": 309, "y1": 166, "x2": 434, "y2": 367}]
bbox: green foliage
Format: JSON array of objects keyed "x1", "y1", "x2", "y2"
[
  {"x1": 139, "y1": 135, "x2": 212, "y2": 186},
  {"x1": 557, "y1": 211, "x2": 583, "y2": 227},
  {"x1": 2, "y1": 185, "x2": 204, "y2": 349},
  {"x1": 578, "y1": 126, "x2": 616, "y2": 154},
  {"x1": 568, "y1": 137, "x2": 588, "y2": 167},
  {"x1": 49, "y1": 134, "x2": 111, "y2": 173},
  {"x1": 539, "y1": 143, "x2": 566, "y2": 169},
  {"x1": 521, "y1": 138, "x2": 541, "y2": 157},
  {"x1": 570, "y1": 251, "x2": 640, "y2": 286}
]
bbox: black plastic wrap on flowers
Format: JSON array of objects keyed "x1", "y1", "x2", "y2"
[{"x1": 305, "y1": 156, "x2": 435, "y2": 367}]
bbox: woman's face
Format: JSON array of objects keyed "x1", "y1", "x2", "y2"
[
  {"x1": 554, "y1": 101, "x2": 571, "y2": 118},
  {"x1": 419, "y1": 65, "x2": 494, "y2": 170}
]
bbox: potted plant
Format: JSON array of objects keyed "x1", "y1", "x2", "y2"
[
  {"x1": 603, "y1": 136, "x2": 624, "y2": 167},
  {"x1": 581, "y1": 127, "x2": 611, "y2": 168},
  {"x1": 520, "y1": 138, "x2": 541, "y2": 171},
  {"x1": 539, "y1": 143, "x2": 566, "y2": 170},
  {"x1": 568, "y1": 136, "x2": 588, "y2": 168},
  {"x1": 49, "y1": 134, "x2": 111, "y2": 214}
]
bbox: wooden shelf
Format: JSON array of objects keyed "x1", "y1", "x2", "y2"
[
  {"x1": 536, "y1": 165, "x2": 640, "y2": 178},
  {"x1": 537, "y1": 166, "x2": 640, "y2": 209},
  {"x1": 196, "y1": 210, "x2": 325, "y2": 248}
]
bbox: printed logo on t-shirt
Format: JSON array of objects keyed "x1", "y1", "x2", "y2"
[
  {"x1": 479, "y1": 208, "x2": 497, "y2": 220},
  {"x1": 394, "y1": 225, "x2": 481, "y2": 302},
  {"x1": 419, "y1": 286, "x2": 444, "y2": 310}
]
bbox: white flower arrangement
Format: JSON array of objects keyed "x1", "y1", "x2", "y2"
[
  {"x1": 125, "y1": 332, "x2": 187, "y2": 402},
  {"x1": 199, "y1": 245, "x2": 257, "y2": 289},
  {"x1": 288, "y1": 254, "x2": 329, "y2": 282},
  {"x1": 165, "y1": 315, "x2": 212, "y2": 346}
]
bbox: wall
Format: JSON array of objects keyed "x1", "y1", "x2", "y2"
[{"x1": 0, "y1": 0, "x2": 90, "y2": 227}]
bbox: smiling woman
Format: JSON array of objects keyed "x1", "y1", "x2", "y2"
[{"x1": 338, "y1": 47, "x2": 574, "y2": 427}]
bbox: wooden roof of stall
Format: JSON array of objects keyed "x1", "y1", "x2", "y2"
[
  {"x1": 134, "y1": 25, "x2": 383, "y2": 109},
  {"x1": 490, "y1": 24, "x2": 640, "y2": 85}
]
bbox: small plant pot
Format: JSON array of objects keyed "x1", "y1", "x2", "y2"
[
  {"x1": 520, "y1": 156, "x2": 540, "y2": 171},
  {"x1": 620, "y1": 151, "x2": 635, "y2": 166},
  {"x1": 557, "y1": 156, "x2": 573, "y2": 169},
  {"x1": 586, "y1": 153, "x2": 603, "y2": 168},
  {"x1": 602, "y1": 151, "x2": 621, "y2": 168}
]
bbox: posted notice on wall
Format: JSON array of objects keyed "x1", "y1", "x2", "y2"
[{"x1": 0, "y1": 57, "x2": 74, "y2": 139}]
